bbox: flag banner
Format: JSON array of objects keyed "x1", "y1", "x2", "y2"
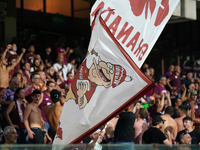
[
  {"x1": 91, "y1": 0, "x2": 179, "y2": 68},
  {"x1": 53, "y1": 8, "x2": 155, "y2": 145}
]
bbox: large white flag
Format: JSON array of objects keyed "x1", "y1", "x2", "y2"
[
  {"x1": 53, "y1": 0, "x2": 179, "y2": 145},
  {"x1": 91, "y1": 0, "x2": 179, "y2": 68}
]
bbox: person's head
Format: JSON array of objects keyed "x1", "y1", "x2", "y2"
[
  {"x1": 31, "y1": 72, "x2": 41, "y2": 85},
  {"x1": 8, "y1": 57, "x2": 16, "y2": 66},
  {"x1": 169, "y1": 65, "x2": 174, "y2": 72},
  {"x1": 57, "y1": 54, "x2": 64, "y2": 64},
  {"x1": 1, "y1": 55, "x2": 8, "y2": 65},
  {"x1": 183, "y1": 117, "x2": 193, "y2": 130},
  {"x1": 177, "y1": 105, "x2": 188, "y2": 117},
  {"x1": 138, "y1": 108, "x2": 148, "y2": 119},
  {"x1": 11, "y1": 43, "x2": 17, "y2": 52},
  {"x1": 190, "y1": 90, "x2": 197, "y2": 101},
  {"x1": 31, "y1": 89, "x2": 41, "y2": 103},
  {"x1": 23, "y1": 62, "x2": 30, "y2": 71},
  {"x1": 67, "y1": 72, "x2": 74, "y2": 80},
  {"x1": 35, "y1": 54, "x2": 41, "y2": 60},
  {"x1": 14, "y1": 88, "x2": 25, "y2": 101},
  {"x1": 159, "y1": 76, "x2": 167, "y2": 86},
  {"x1": 38, "y1": 71, "x2": 46, "y2": 81},
  {"x1": 165, "y1": 106, "x2": 174, "y2": 116},
  {"x1": 29, "y1": 45, "x2": 35, "y2": 53},
  {"x1": 46, "y1": 81, "x2": 55, "y2": 93},
  {"x1": 188, "y1": 82, "x2": 195, "y2": 91},
  {"x1": 134, "y1": 101, "x2": 142, "y2": 111},
  {"x1": 150, "y1": 68, "x2": 154, "y2": 76},
  {"x1": 125, "y1": 104, "x2": 134, "y2": 112},
  {"x1": 38, "y1": 65, "x2": 44, "y2": 71},
  {"x1": 33, "y1": 58, "x2": 40, "y2": 67},
  {"x1": 187, "y1": 72, "x2": 193, "y2": 80},
  {"x1": 142, "y1": 68, "x2": 150, "y2": 78},
  {"x1": 46, "y1": 47, "x2": 51, "y2": 53},
  {"x1": 175, "y1": 98, "x2": 182, "y2": 107},
  {"x1": 68, "y1": 56, "x2": 76, "y2": 65},
  {"x1": 49, "y1": 67, "x2": 55, "y2": 77},
  {"x1": 3, "y1": 126, "x2": 17, "y2": 144},
  {"x1": 9, "y1": 77, "x2": 19, "y2": 91},
  {"x1": 13, "y1": 72, "x2": 22, "y2": 82},
  {"x1": 50, "y1": 89, "x2": 61, "y2": 104},
  {"x1": 175, "y1": 66, "x2": 181, "y2": 74},
  {"x1": 152, "y1": 115, "x2": 165, "y2": 129},
  {"x1": 90, "y1": 129, "x2": 101, "y2": 141},
  {"x1": 180, "y1": 133, "x2": 192, "y2": 144},
  {"x1": 142, "y1": 63, "x2": 149, "y2": 69}
]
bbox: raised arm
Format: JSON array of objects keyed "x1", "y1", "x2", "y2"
[
  {"x1": 157, "y1": 93, "x2": 165, "y2": 112},
  {"x1": 8, "y1": 48, "x2": 26, "y2": 71},
  {"x1": 165, "y1": 91, "x2": 171, "y2": 106},
  {"x1": 0, "y1": 44, "x2": 11, "y2": 66}
]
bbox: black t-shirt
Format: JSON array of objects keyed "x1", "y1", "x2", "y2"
[
  {"x1": 114, "y1": 112, "x2": 135, "y2": 142},
  {"x1": 142, "y1": 127, "x2": 167, "y2": 144},
  {"x1": 176, "y1": 129, "x2": 200, "y2": 144},
  {"x1": 45, "y1": 53, "x2": 52, "y2": 64}
]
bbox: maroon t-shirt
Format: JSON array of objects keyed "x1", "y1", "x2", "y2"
[
  {"x1": 153, "y1": 84, "x2": 167, "y2": 95},
  {"x1": 24, "y1": 53, "x2": 35, "y2": 66},
  {"x1": 169, "y1": 74, "x2": 181, "y2": 93},
  {"x1": 24, "y1": 85, "x2": 38, "y2": 103},
  {"x1": 6, "y1": 52, "x2": 20, "y2": 69},
  {"x1": 55, "y1": 47, "x2": 67, "y2": 64}
]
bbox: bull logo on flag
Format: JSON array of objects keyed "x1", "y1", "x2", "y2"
[
  {"x1": 66, "y1": 49, "x2": 132, "y2": 109},
  {"x1": 129, "y1": 0, "x2": 169, "y2": 26}
]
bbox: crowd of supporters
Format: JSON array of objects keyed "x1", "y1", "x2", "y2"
[{"x1": 0, "y1": 40, "x2": 200, "y2": 148}]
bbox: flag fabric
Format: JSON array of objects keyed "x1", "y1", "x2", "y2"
[
  {"x1": 53, "y1": 0, "x2": 179, "y2": 145},
  {"x1": 91, "y1": 0, "x2": 179, "y2": 68}
]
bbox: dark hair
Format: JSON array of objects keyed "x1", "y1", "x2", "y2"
[
  {"x1": 67, "y1": 72, "x2": 73, "y2": 77},
  {"x1": 13, "y1": 72, "x2": 21, "y2": 78},
  {"x1": 165, "y1": 106, "x2": 174, "y2": 115},
  {"x1": 8, "y1": 57, "x2": 16, "y2": 64},
  {"x1": 32, "y1": 89, "x2": 41, "y2": 95},
  {"x1": 141, "y1": 68, "x2": 148, "y2": 74},
  {"x1": 68, "y1": 56, "x2": 75, "y2": 63},
  {"x1": 183, "y1": 116, "x2": 193, "y2": 122},
  {"x1": 46, "y1": 80, "x2": 55, "y2": 86},
  {"x1": 139, "y1": 108, "x2": 148, "y2": 119},
  {"x1": 178, "y1": 105, "x2": 188, "y2": 114},
  {"x1": 159, "y1": 75, "x2": 166, "y2": 81},
  {"x1": 23, "y1": 62, "x2": 30, "y2": 67},
  {"x1": 30, "y1": 72, "x2": 40, "y2": 80},
  {"x1": 13, "y1": 87, "x2": 24, "y2": 101}
]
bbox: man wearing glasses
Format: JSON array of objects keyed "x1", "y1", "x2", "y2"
[{"x1": 24, "y1": 72, "x2": 41, "y2": 103}]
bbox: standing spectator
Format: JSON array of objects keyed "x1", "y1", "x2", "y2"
[
  {"x1": 167, "y1": 66, "x2": 181, "y2": 95},
  {"x1": 6, "y1": 43, "x2": 20, "y2": 69},
  {"x1": 23, "y1": 90, "x2": 52, "y2": 144},
  {"x1": 24, "y1": 45, "x2": 35, "y2": 66},
  {"x1": 0, "y1": 45, "x2": 25, "y2": 88},
  {"x1": 153, "y1": 76, "x2": 167, "y2": 99},
  {"x1": 160, "y1": 106, "x2": 177, "y2": 140},
  {"x1": 44, "y1": 47, "x2": 52, "y2": 67},
  {"x1": 142, "y1": 115, "x2": 172, "y2": 145},
  {"x1": 55, "y1": 43, "x2": 69, "y2": 65},
  {"x1": 38, "y1": 81, "x2": 55, "y2": 133},
  {"x1": 164, "y1": 65, "x2": 174, "y2": 79},
  {"x1": 24, "y1": 72, "x2": 41, "y2": 103},
  {"x1": 176, "y1": 117, "x2": 200, "y2": 144},
  {"x1": 4, "y1": 88, "x2": 28, "y2": 143},
  {"x1": 3, "y1": 126, "x2": 17, "y2": 145},
  {"x1": 23, "y1": 62, "x2": 31, "y2": 85},
  {"x1": 174, "y1": 105, "x2": 188, "y2": 133},
  {"x1": 133, "y1": 108, "x2": 148, "y2": 144},
  {"x1": 44, "y1": 89, "x2": 64, "y2": 141},
  {"x1": 8, "y1": 57, "x2": 16, "y2": 78},
  {"x1": 181, "y1": 72, "x2": 193, "y2": 90},
  {"x1": 171, "y1": 98, "x2": 182, "y2": 119},
  {"x1": 114, "y1": 104, "x2": 135, "y2": 144},
  {"x1": 53, "y1": 54, "x2": 69, "y2": 81},
  {"x1": 1, "y1": 77, "x2": 19, "y2": 129}
]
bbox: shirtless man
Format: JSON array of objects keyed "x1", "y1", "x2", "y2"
[
  {"x1": 44, "y1": 89, "x2": 64, "y2": 141},
  {"x1": 0, "y1": 44, "x2": 25, "y2": 88},
  {"x1": 174, "y1": 105, "x2": 188, "y2": 133},
  {"x1": 160, "y1": 106, "x2": 177, "y2": 140},
  {"x1": 23, "y1": 89, "x2": 52, "y2": 144}
]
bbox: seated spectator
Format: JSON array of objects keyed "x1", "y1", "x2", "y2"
[
  {"x1": 153, "y1": 76, "x2": 167, "y2": 99},
  {"x1": 142, "y1": 115, "x2": 172, "y2": 145},
  {"x1": 176, "y1": 117, "x2": 200, "y2": 144},
  {"x1": 13, "y1": 72, "x2": 27, "y2": 88},
  {"x1": 4, "y1": 88, "x2": 28, "y2": 144},
  {"x1": 133, "y1": 108, "x2": 148, "y2": 144},
  {"x1": 179, "y1": 133, "x2": 192, "y2": 144},
  {"x1": 3, "y1": 126, "x2": 17, "y2": 145},
  {"x1": 30, "y1": 58, "x2": 40, "y2": 72},
  {"x1": 164, "y1": 65, "x2": 174, "y2": 79}
]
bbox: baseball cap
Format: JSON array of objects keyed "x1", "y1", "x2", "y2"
[
  {"x1": 153, "y1": 115, "x2": 166, "y2": 123},
  {"x1": 191, "y1": 90, "x2": 197, "y2": 95},
  {"x1": 50, "y1": 89, "x2": 61, "y2": 103}
]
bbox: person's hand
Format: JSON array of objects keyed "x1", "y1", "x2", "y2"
[
  {"x1": 65, "y1": 47, "x2": 70, "y2": 52},
  {"x1": 182, "y1": 84, "x2": 186, "y2": 91},
  {"x1": 11, "y1": 124, "x2": 19, "y2": 129},
  {"x1": 69, "y1": 48, "x2": 74, "y2": 54},
  {"x1": 6, "y1": 44, "x2": 12, "y2": 51},
  {"x1": 47, "y1": 135, "x2": 52, "y2": 144},
  {"x1": 165, "y1": 91, "x2": 170, "y2": 98},
  {"x1": 190, "y1": 100, "x2": 195, "y2": 110},
  {"x1": 165, "y1": 130, "x2": 171, "y2": 138},
  {"x1": 22, "y1": 48, "x2": 26, "y2": 53},
  {"x1": 0, "y1": 89, "x2": 7, "y2": 96},
  {"x1": 28, "y1": 130, "x2": 35, "y2": 139}
]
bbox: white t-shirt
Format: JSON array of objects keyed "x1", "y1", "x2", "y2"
[
  {"x1": 53, "y1": 63, "x2": 69, "y2": 81},
  {"x1": 66, "y1": 63, "x2": 75, "y2": 75}
]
